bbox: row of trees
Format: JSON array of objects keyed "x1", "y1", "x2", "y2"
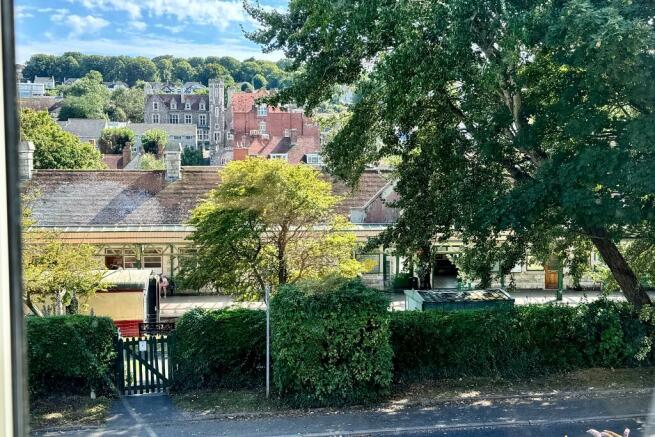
[{"x1": 23, "y1": 53, "x2": 291, "y2": 89}]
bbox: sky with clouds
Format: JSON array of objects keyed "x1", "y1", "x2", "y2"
[{"x1": 14, "y1": 0, "x2": 287, "y2": 63}]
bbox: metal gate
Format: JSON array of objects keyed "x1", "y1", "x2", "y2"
[{"x1": 115, "y1": 335, "x2": 174, "y2": 395}]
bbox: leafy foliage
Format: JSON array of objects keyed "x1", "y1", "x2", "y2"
[
  {"x1": 19, "y1": 109, "x2": 105, "y2": 169},
  {"x1": 246, "y1": 0, "x2": 655, "y2": 306},
  {"x1": 138, "y1": 153, "x2": 164, "y2": 170},
  {"x1": 140, "y1": 129, "x2": 168, "y2": 155},
  {"x1": 107, "y1": 86, "x2": 145, "y2": 122},
  {"x1": 22, "y1": 196, "x2": 106, "y2": 316},
  {"x1": 391, "y1": 301, "x2": 654, "y2": 382},
  {"x1": 181, "y1": 147, "x2": 206, "y2": 166},
  {"x1": 180, "y1": 158, "x2": 369, "y2": 299},
  {"x1": 98, "y1": 127, "x2": 135, "y2": 154},
  {"x1": 27, "y1": 315, "x2": 117, "y2": 397},
  {"x1": 271, "y1": 280, "x2": 393, "y2": 406},
  {"x1": 171, "y1": 308, "x2": 265, "y2": 390},
  {"x1": 59, "y1": 71, "x2": 110, "y2": 120}
]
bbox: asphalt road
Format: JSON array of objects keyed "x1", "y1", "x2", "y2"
[{"x1": 34, "y1": 390, "x2": 655, "y2": 437}]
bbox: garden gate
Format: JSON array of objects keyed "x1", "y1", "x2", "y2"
[{"x1": 115, "y1": 335, "x2": 174, "y2": 395}]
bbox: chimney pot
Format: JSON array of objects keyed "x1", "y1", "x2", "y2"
[{"x1": 19, "y1": 141, "x2": 35, "y2": 180}]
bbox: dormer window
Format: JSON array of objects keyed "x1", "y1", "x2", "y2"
[
  {"x1": 152, "y1": 101, "x2": 159, "y2": 111},
  {"x1": 259, "y1": 121, "x2": 267, "y2": 134},
  {"x1": 199, "y1": 102, "x2": 205, "y2": 110},
  {"x1": 257, "y1": 104, "x2": 267, "y2": 117},
  {"x1": 185, "y1": 102, "x2": 191, "y2": 110},
  {"x1": 170, "y1": 100, "x2": 177, "y2": 110}
]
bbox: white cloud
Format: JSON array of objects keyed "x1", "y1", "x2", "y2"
[
  {"x1": 15, "y1": 34, "x2": 283, "y2": 64},
  {"x1": 15, "y1": 6, "x2": 34, "y2": 20},
  {"x1": 51, "y1": 14, "x2": 110, "y2": 36},
  {"x1": 128, "y1": 21, "x2": 147, "y2": 31},
  {"x1": 69, "y1": 0, "x2": 249, "y2": 30}
]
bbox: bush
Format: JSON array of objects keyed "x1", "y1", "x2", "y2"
[
  {"x1": 391, "y1": 300, "x2": 654, "y2": 382},
  {"x1": 271, "y1": 279, "x2": 393, "y2": 407},
  {"x1": 27, "y1": 316, "x2": 117, "y2": 397},
  {"x1": 171, "y1": 308, "x2": 265, "y2": 390}
]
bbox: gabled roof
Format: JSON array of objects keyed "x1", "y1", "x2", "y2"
[
  {"x1": 146, "y1": 94, "x2": 209, "y2": 111},
  {"x1": 25, "y1": 167, "x2": 396, "y2": 228},
  {"x1": 34, "y1": 76, "x2": 54, "y2": 85},
  {"x1": 231, "y1": 90, "x2": 284, "y2": 113},
  {"x1": 128, "y1": 123, "x2": 197, "y2": 136},
  {"x1": 57, "y1": 118, "x2": 107, "y2": 139}
]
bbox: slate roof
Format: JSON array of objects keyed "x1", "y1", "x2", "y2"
[
  {"x1": 18, "y1": 96, "x2": 63, "y2": 112},
  {"x1": 129, "y1": 123, "x2": 197, "y2": 136},
  {"x1": 57, "y1": 118, "x2": 107, "y2": 139},
  {"x1": 149, "y1": 94, "x2": 209, "y2": 111},
  {"x1": 26, "y1": 167, "x2": 395, "y2": 227}
]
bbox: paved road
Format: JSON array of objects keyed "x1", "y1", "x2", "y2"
[{"x1": 35, "y1": 390, "x2": 655, "y2": 436}]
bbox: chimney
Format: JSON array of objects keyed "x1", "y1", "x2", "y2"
[
  {"x1": 121, "y1": 143, "x2": 132, "y2": 169},
  {"x1": 290, "y1": 128, "x2": 298, "y2": 146},
  {"x1": 165, "y1": 143, "x2": 182, "y2": 181},
  {"x1": 19, "y1": 141, "x2": 35, "y2": 180}
]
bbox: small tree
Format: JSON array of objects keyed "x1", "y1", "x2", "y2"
[
  {"x1": 181, "y1": 147, "x2": 205, "y2": 166},
  {"x1": 138, "y1": 153, "x2": 165, "y2": 170},
  {"x1": 22, "y1": 197, "x2": 106, "y2": 316},
  {"x1": 180, "y1": 158, "x2": 370, "y2": 299},
  {"x1": 141, "y1": 129, "x2": 168, "y2": 155},
  {"x1": 20, "y1": 109, "x2": 105, "y2": 169},
  {"x1": 98, "y1": 127, "x2": 134, "y2": 153}
]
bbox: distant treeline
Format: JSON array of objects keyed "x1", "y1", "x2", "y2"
[{"x1": 21, "y1": 53, "x2": 293, "y2": 90}]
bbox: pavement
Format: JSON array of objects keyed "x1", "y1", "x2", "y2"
[
  {"x1": 161, "y1": 291, "x2": 655, "y2": 317},
  {"x1": 33, "y1": 389, "x2": 655, "y2": 436}
]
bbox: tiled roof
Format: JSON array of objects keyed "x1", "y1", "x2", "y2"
[
  {"x1": 147, "y1": 94, "x2": 209, "y2": 111},
  {"x1": 57, "y1": 118, "x2": 107, "y2": 139},
  {"x1": 231, "y1": 90, "x2": 283, "y2": 113},
  {"x1": 18, "y1": 97, "x2": 63, "y2": 112},
  {"x1": 129, "y1": 123, "x2": 197, "y2": 136},
  {"x1": 26, "y1": 167, "x2": 395, "y2": 227}
]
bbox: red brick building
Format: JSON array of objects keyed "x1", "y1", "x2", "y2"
[{"x1": 220, "y1": 89, "x2": 322, "y2": 165}]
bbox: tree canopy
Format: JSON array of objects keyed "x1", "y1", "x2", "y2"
[
  {"x1": 180, "y1": 158, "x2": 370, "y2": 299},
  {"x1": 59, "y1": 71, "x2": 110, "y2": 120},
  {"x1": 141, "y1": 129, "x2": 168, "y2": 155},
  {"x1": 247, "y1": 0, "x2": 655, "y2": 307},
  {"x1": 20, "y1": 109, "x2": 105, "y2": 169},
  {"x1": 98, "y1": 127, "x2": 135, "y2": 154}
]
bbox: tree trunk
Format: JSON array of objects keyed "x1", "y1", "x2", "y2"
[
  {"x1": 590, "y1": 228, "x2": 651, "y2": 308},
  {"x1": 24, "y1": 295, "x2": 43, "y2": 317}
]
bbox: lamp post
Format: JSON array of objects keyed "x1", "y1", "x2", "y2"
[{"x1": 265, "y1": 284, "x2": 270, "y2": 399}]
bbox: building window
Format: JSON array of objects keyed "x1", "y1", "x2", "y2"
[
  {"x1": 185, "y1": 102, "x2": 191, "y2": 110},
  {"x1": 172, "y1": 135, "x2": 181, "y2": 140},
  {"x1": 269, "y1": 153, "x2": 288, "y2": 161},
  {"x1": 198, "y1": 114, "x2": 206, "y2": 126},
  {"x1": 143, "y1": 248, "x2": 163, "y2": 270},
  {"x1": 259, "y1": 121, "x2": 266, "y2": 134},
  {"x1": 214, "y1": 131, "x2": 221, "y2": 142},
  {"x1": 170, "y1": 100, "x2": 177, "y2": 110},
  {"x1": 257, "y1": 104, "x2": 267, "y2": 117},
  {"x1": 152, "y1": 114, "x2": 160, "y2": 123},
  {"x1": 283, "y1": 128, "x2": 290, "y2": 137},
  {"x1": 169, "y1": 114, "x2": 179, "y2": 124},
  {"x1": 356, "y1": 254, "x2": 381, "y2": 273},
  {"x1": 152, "y1": 101, "x2": 159, "y2": 111},
  {"x1": 306, "y1": 153, "x2": 323, "y2": 165},
  {"x1": 185, "y1": 114, "x2": 192, "y2": 124},
  {"x1": 199, "y1": 102, "x2": 205, "y2": 110},
  {"x1": 186, "y1": 135, "x2": 193, "y2": 140},
  {"x1": 105, "y1": 248, "x2": 137, "y2": 270},
  {"x1": 226, "y1": 132, "x2": 233, "y2": 140},
  {"x1": 215, "y1": 107, "x2": 220, "y2": 117}
]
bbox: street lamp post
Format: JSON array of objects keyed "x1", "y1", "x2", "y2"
[{"x1": 265, "y1": 284, "x2": 270, "y2": 399}]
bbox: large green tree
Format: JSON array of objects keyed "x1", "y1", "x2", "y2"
[
  {"x1": 141, "y1": 129, "x2": 168, "y2": 155},
  {"x1": 108, "y1": 86, "x2": 145, "y2": 122},
  {"x1": 180, "y1": 158, "x2": 369, "y2": 299},
  {"x1": 247, "y1": 0, "x2": 655, "y2": 307},
  {"x1": 20, "y1": 109, "x2": 105, "y2": 169},
  {"x1": 59, "y1": 71, "x2": 110, "y2": 120}
]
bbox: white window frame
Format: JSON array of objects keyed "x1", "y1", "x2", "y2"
[
  {"x1": 169, "y1": 114, "x2": 179, "y2": 124},
  {"x1": 226, "y1": 132, "x2": 234, "y2": 140},
  {"x1": 269, "y1": 153, "x2": 288, "y2": 160},
  {"x1": 283, "y1": 128, "x2": 290, "y2": 137},
  {"x1": 152, "y1": 114, "x2": 160, "y2": 123},
  {"x1": 185, "y1": 102, "x2": 191, "y2": 110},
  {"x1": 214, "y1": 131, "x2": 221, "y2": 142},
  {"x1": 198, "y1": 114, "x2": 206, "y2": 126},
  {"x1": 215, "y1": 107, "x2": 220, "y2": 117},
  {"x1": 199, "y1": 102, "x2": 206, "y2": 110},
  {"x1": 259, "y1": 121, "x2": 266, "y2": 134},
  {"x1": 184, "y1": 114, "x2": 192, "y2": 124},
  {"x1": 152, "y1": 101, "x2": 159, "y2": 111},
  {"x1": 257, "y1": 104, "x2": 267, "y2": 117},
  {"x1": 306, "y1": 154, "x2": 323, "y2": 165},
  {"x1": 170, "y1": 100, "x2": 177, "y2": 110}
]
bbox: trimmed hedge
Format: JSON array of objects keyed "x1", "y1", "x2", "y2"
[
  {"x1": 171, "y1": 308, "x2": 266, "y2": 390},
  {"x1": 271, "y1": 280, "x2": 393, "y2": 407},
  {"x1": 27, "y1": 315, "x2": 117, "y2": 397},
  {"x1": 391, "y1": 300, "x2": 654, "y2": 382}
]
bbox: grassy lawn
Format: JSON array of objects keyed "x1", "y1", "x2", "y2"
[
  {"x1": 173, "y1": 367, "x2": 655, "y2": 416},
  {"x1": 30, "y1": 395, "x2": 112, "y2": 430}
]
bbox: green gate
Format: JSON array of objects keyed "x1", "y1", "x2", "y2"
[{"x1": 116, "y1": 335, "x2": 174, "y2": 395}]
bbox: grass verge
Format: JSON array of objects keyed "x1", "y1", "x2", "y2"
[{"x1": 30, "y1": 395, "x2": 112, "y2": 430}]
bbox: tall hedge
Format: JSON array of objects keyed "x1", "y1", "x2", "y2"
[
  {"x1": 271, "y1": 280, "x2": 393, "y2": 407},
  {"x1": 391, "y1": 300, "x2": 654, "y2": 382},
  {"x1": 27, "y1": 316, "x2": 117, "y2": 397},
  {"x1": 171, "y1": 308, "x2": 266, "y2": 390}
]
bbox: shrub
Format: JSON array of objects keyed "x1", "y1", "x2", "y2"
[
  {"x1": 271, "y1": 279, "x2": 393, "y2": 407},
  {"x1": 391, "y1": 300, "x2": 655, "y2": 382},
  {"x1": 171, "y1": 308, "x2": 265, "y2": 390},
  {"x1": 27, "y1": 315, "x2": 117, "y2": 397}
]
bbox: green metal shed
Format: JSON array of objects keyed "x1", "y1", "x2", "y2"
[{"x1": 404, "y1": 288, "x2": 515, "y2": 312}]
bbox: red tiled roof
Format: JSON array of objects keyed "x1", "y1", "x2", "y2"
[{"x1": 230, "y1": 90, "x2": 284, "y2": 113}]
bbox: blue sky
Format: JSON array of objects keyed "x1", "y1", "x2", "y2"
[{"x1": 14, "y1": 0, "x2": 286, "y2": 63}]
